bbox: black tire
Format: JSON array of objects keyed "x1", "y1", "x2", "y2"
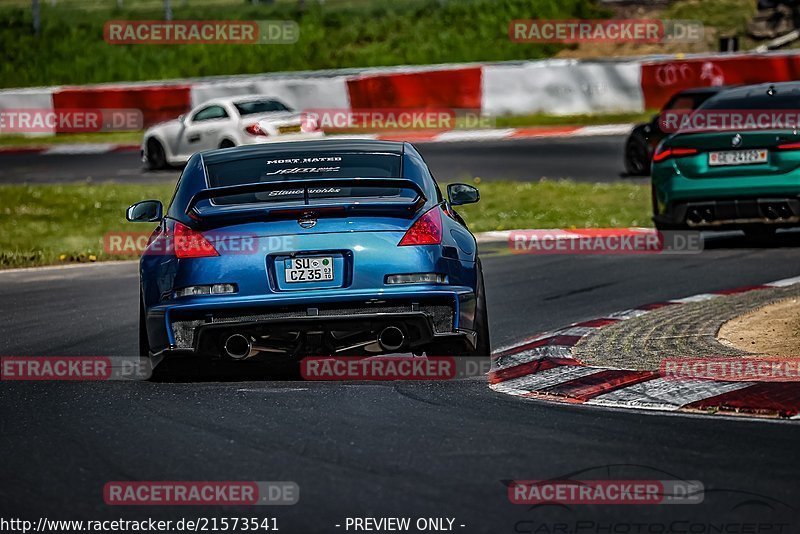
[
  {"x1": 625, "y1": 137, "x2": 650, "y2": 176},
  {"x1": 471, "y1": 262, "x2": 491, "y2": 356},
  {"x1": 423, "y1": 260, "x2": 490, "y2": 357},
  {"x1": 650, "y1": 182, "x2": 678, "y2": 231},
  {"x1": 139, "y1": 294, "x2": 150, "y2": 358},
  {"x1": 146, "y1": 138, "x2": 167, "y2": 170},
  {"x1": 219, "y1": 139, "x2": 235, "y2": 149}
]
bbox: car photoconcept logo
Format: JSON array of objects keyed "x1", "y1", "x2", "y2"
[
  {"x1": 298, "y1": 214, "x2": 317, "y2": 229},
  {"x1": 731, "y1": 133, "x2": 742, "y2": 147}
]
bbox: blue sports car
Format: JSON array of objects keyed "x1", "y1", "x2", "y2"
[{"x1": 127, "y1": 139, "x2": 489, "y2": 370}]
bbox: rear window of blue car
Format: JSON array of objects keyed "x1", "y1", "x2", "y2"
[{"x1": 205, "y1": 152, "x2": 406, "y2": 205}]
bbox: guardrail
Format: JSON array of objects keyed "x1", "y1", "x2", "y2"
[{"x1": 3, "y1": 50, "x2": 800, "y2": 134}]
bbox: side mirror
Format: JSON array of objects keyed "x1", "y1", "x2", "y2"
[
  {"x1": 447, "y1": 183, "x2": 480, "y2": 206},
  {"x1": 178, "y1": 114, "x2": 186, "y2": 124},
  {"x1": 126, "y1": 200, "x2": 163, "y2": 222}
]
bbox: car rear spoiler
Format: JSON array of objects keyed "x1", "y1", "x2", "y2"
[{"x1": 185, "y1": 177, "x2": 427, "y2": 221}]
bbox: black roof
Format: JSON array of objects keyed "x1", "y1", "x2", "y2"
[
  {"x1": 709, "y1": 81, "x2": 800, "y2": 100},
  {"x1": 674, "y1": 85, "x2": 735, "y2": 96},
  {"x1": 200, "y1": 139, "x2": 406, "y2": 165}
]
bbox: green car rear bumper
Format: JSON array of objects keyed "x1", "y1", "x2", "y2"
[{"x1": 652, "y1": 161, "x2": 800, "y2": 229}]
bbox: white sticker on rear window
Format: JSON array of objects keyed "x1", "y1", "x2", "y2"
[
  {"x1": 266, "y1": 187, "x2": 342, "y2": 197},
  {"x1": 266, "y1": 166, "x2": 341, "y2": 175},
  {"x1": 265, "y1": 156, "x2": 342, "y2": 165}
]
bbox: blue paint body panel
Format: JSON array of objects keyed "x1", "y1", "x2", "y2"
[{"x1": 136, "y1": 139, "x2": 484, "y2": 358}]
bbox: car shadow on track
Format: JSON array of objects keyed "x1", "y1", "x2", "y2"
[
  {"x1": 149, "y1": 358, "x2": 302, "y2": 383},
  {"x1": 702, "y1": 230, "x2": 800, "y2": 250}
]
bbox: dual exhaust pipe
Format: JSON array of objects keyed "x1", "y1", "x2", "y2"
[
  {"x1": 687, "y1": 206, "x2": 714, "y2": 224},
  {"x1": 222, "y1": 326, "x2": 406, "y2": 359},
  {"x1": 762, "y1": 202, "x2": 793, "y2": 221},
  {"x1": 688, "y1": 203, "x2": 795, "y2": 224}
]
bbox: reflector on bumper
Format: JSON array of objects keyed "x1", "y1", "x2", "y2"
[{"x1": 385, "y1": 273, "x2": 447, "y2": 284}]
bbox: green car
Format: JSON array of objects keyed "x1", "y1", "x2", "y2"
[{"x1": 651, "y1": 82, "x2": 800, "y2": 235}]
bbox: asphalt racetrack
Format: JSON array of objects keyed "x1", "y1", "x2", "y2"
[
  {"x1": 0, "y1": 135, "x2": 636, "y2": 184},
  {"x1": 2, "y1": 240, "x2": 800, "y2": 531},
  {"x1": 1, "y1": 137, "x2": 799, "y2": 532}
]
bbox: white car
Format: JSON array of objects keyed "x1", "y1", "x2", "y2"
[{"x1": 141, "y1": 95, "x2": 323, "y2": 169}]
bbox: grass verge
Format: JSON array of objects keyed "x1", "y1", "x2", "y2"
[
  {"x1": 493, "y1": 111, "x2": 651, "y2": 129},
  {"x1": 0, "y1": 132, "x2": 144, "y2": 147},
  {"x1": 456, "y1": 179, "x2": 651, "y2": 232},
  {"x1": 2, "y1": 0, "x2": 604, "y2": 88},
  {"x1": 0, "y1": 183, "x2": 175, "y2": 268},
  {"x1": 0, "y1": 180, "x2": 651, "y2": 269}
]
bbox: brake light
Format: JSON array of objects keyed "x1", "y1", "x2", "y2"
[
  {"x1": 652, "y1": 147, "x2": 699, "y2": 163},
  {"x1": 244, "y1": 123, "x2": 268, "y2": 136},
  {"x1": 173, "y1": 222, "x2": 219, "y2": 258},
  {"x1": 776, "y1": 141, "x2": 800, "y2": 150},
  {"x1": 398, "y1": 207, "x2": 442, "y2": 246}
]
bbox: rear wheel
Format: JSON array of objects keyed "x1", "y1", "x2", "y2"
[
  {"x1": 139, "y1": 294, "x2": 149, "y2": 358},
  {"x1": 471, "y1": 264, "x2": 491, "y2": 356},
  {"x1": 219, "y1": 139, "x2": 235, "y2": 149},
  {"x1": 651, "y1": 182, "x2": 664, "y2": 230},
  {"x1": 424, "y1": 260, "x2": 490, "y2": 357},
  {"x1": 651, "y1": 182, "x2": 677, "y2": 231},
  {"x1": 625, "y1": 137, "x2": 650, "y2": 176},
  {"x1": 146, "y1": 138, "x2": 167, "y2": 170}
]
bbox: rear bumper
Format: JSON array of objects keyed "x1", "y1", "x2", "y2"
[
  {"x1": 654, "y1": 196, "x2": 800, "y2": 228},
  {"x1": 145, "y1": 288, "x2": 476, "y2": 357},
  {"x1": 651, "y1": 165, "x2": 800, "y2": 228}
]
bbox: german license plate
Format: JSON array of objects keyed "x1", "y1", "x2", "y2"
[
  {"x1": 708, "y1": 149, "x2": 767, "y2": 166},
  {"x1": 285, "y1": 256, "x2": 333, "y2": 283}
]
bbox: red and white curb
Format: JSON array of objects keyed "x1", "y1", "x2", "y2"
[
  {"x1": 340, "y1": 123, "x2": 632, "y2": 143},
  {"x1": 475, "y1": 227, "x2": 653, "y2": 244},
  {"x1": 489, "y1": 276, "x2": 800, "y2": 419},
  {"x1": 0, "y1": 143, "x2": 139, "y2": 156},
  {"x1": 0, "y1": 124, "x2": 633, "y2": 156}
]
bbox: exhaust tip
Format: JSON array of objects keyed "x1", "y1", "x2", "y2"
[
  {"x1": 378, "y1": 326, "x2": 405, "y2": 352},
  {"x1": 223, "y1": 334, "x2": 252, "y2": 360},
  {"x1": 764, "y1": 204, "x2": 780, "y2": 220},
  {"x1": 687, "y1": 206, "x2": 714, "y2": 224},
  {"x1": 687, "y1": 208, "x2": 703, "y2": 224}
]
